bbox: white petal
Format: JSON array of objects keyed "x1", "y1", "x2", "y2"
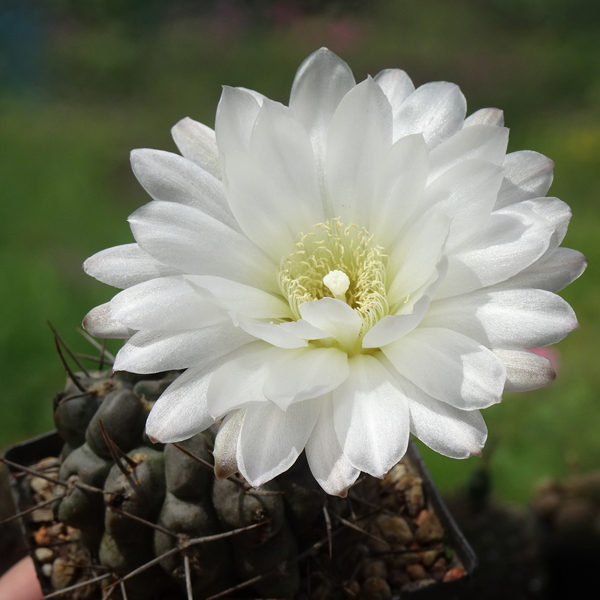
[
  {"x1": 238, "y1": 320, "x2": 308, "y2": 349},
  {"x1": 428, "y1": 124, "x2": 509, "y2": 181},
  {"x1": 424, "y1": 288, "x2": 579, "y2": 348},
  {"x1": 237, "y1": 399, "x2": 320, "y2": 488},
  {"x1": 263, "y1": 347, "x2": 349, "y2": 409},
  {"x1": 362, "y1": 294, "x2": 431, "y2": 348},
  {"x1": 387, "y1": 212, "x2": 450, "y2": 307},
  {"x1": 526, "y1": 196, "x2": 571, "y2": 246},
  {"x1": 463, "y1": 107, "x2": 504, "y2": 127},
  {"x1": 498, "y1": 247, "x2": 587, "y2": 293},
  {"x1": 145, "y1": 363, "x2": 217, "y2": 443},
  {"x1": 493, "y1": 348, "x2": 555, "y2": 392},
  {"x1": 398, "y1": 255, "x2": 448, "y2": 312},
  {"x1": 236, "y1": 319, "x2": 333, "y2": 349},
  {"x1": 511, "y1": 196, "x2": 584, "y2": 290},
  {"x1": 370, "y1": 133, "x2": 429, "y2": 247},
  {"x1": 171, "y1": 117, "x2": 221, "y2": 179},
  {"x1": 305, "y1": 395, "x2": 360, "y2": 496},
  {"x1": 215, "y1": 86, "x2": 262, "y2": 159},
  {"x1": 236, "y1": 86, "x2": 267, "y2": 105},
  {"x1": 290, "y1": 48, "x2": 355, "y2": 134},
  {"x1": 332, "y1": 355, "x2": 410, "y2": 477},
  {"x1": 326, "y1": 77, "x2": 392, "y2": 222},
  {"x1": 299, "y1": 298, "x2": 363, "y2": 349},
  {"x1": 114, "y1": 323, "x2": 252, "y2": 373},
  {"x1": 128, "y1": 200, "x2": 277, "y2": 292},
  {"x1": 187, "y1": 275, "x2": 292, "y2": 320},
  {"x1": 276, "y1": 319, "x2": 333, "y2": 340},
  {"x1": 206, "y1": 343, "x2": 280, "y2": 417},
  {"x1": 84, "y1": 243, "x2": 178, "y2": 290},
  {"x1": 109, "y1": 277, "x2": 228, "y2": 331},
  {"x1": 289, "y1": 47, "x2": 355, "y2": 194},
  {"x1": 374, "y1": 68, "x2": 415, "y2": 114},
  {"x1": 403, "y1": 376, "x2": 487, "y2": 458},
  {"x1": 83, "y1": 303, "x2": 133, "y2": 339},
  {"x1": 495, "y1": 150, "x2": 554, "y2": 208},
  {"x1": 423, "y1": 159, "x2": 504, "y2": 247},
  {"x1": 130, "y1": 149, "x2": 238, "y2": 230},
  {"x1": 224, "y1": 99, "x2": 322, "y2": 259},
  {"x1": 382, "y1": 327, "x2": 505, "y2": 409},
  {"x1": 213, "y1": 410, "x2": 244, "y2": 478},
  {"x1": 436, "y1": 201, "x2": 555, "y2": 299},
  {"x1": 393, "y1": 81, "x2": 466, "y2": 148}
]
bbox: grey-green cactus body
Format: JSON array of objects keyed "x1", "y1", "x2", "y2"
[{"x1": 53, "y1": 369, "x2": 310, "y2": 599}]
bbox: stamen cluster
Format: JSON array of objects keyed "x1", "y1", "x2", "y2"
[{"x1": 278, "y1": 219, "x2": 388, "y2": 330}]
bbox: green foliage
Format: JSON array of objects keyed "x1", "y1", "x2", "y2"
[{"x1": 2, "y1": 0, "x2": 599, "y2": 504}]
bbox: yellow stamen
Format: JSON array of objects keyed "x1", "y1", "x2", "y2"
[{"x1": 278, "y1": 219, "x2": 389, "y2": 330}]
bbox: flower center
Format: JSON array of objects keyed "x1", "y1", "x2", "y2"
[{"x1": 278, "y1": 219, "x2": 389, "y2": 329}]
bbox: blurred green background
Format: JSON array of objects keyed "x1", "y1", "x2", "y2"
[{"x1": 1, "y1": 0, "x2": 598, "y2": 505}]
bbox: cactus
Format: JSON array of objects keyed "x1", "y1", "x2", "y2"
[
  {"x1": 9, "y1": 360, "x2": 469, "y2": 599},
  {"x1": 49, "y1": 367, "x2": 318, "y2": 599}
]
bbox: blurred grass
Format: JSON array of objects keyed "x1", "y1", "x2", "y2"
[{"x1": 1, "y1": 0, "x2": 598, "y2": 505}]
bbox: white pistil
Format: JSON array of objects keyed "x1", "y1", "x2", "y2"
[{"x1": 323, "y1": 270, "x2": 350, "y2": 301}]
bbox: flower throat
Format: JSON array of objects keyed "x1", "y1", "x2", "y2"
[{"x1": 279, "y1": 219, "x2": 389, "y2": 329}]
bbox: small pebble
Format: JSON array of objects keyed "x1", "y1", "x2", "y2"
[
  {"x1": 415, "y1": 512, "x2": 444, "y2": 544},
  {"x1": 360, "y1": 577, "x2": 391, "y2": 600},
  {"x1": 406, "y1": 563, "x2": 426, "y2": 580},
  {"x1": 49, "y1": 523, "x2": 66, "y2": 537},
  {"x1": 365, "y1": 535, "x2": 392, "y2": 554},
  {"x1": 34, "y1": 547, "x2": 54, "y2": 563},
  {"x1": 41, "y1": 564, "x2": 53, "y2": 577},
  {"x1": 421, "y1": 549, "x2": 439, "y2": 567},
  {"x1": 443, "y1": 568, "x2": 465, "y2": 582},
  {"x1": 344, "y1": 580, "x2": 361, "y2": 598},
  {"x1": 50, "y1": 557, "x2": 76, "y2": 590},
  {"x1": 361, "y1": 559, "x2": 387, "y2": 580},
  {"x1": 405, "y1": 483, "x2": 425, "y2": 517},
  {"x1": 415, "y1": 508, "x2": 429, "y2": 525},
  {"x1": 391, "y1": 552, "x2": 420, "y2": 568},
  {"x1": 30, "y1": 476, "x2": 53, "y2": 495},
  {"x1": 384, "y1": 464, "x2": 408, "y2": 486},
  {"x1": 394, "y1": 473, "x2": 422, "y2": 493},
  {"x1": 31, "y1": 507, "x2": 54, "y2": 523},
  {"x1": 376, "y1": 515, "x2": 413, "y2": 546},
  {"x1": 33, "y1": 526, "x2": 52, "y2": 546},
  {"x1": 431, "y1": 557, "x2": 447, "y2": 582}
]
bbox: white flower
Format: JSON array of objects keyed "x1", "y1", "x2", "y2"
[{"x1": 84, "y1": 48, "x2": 586, "y2": 496}]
